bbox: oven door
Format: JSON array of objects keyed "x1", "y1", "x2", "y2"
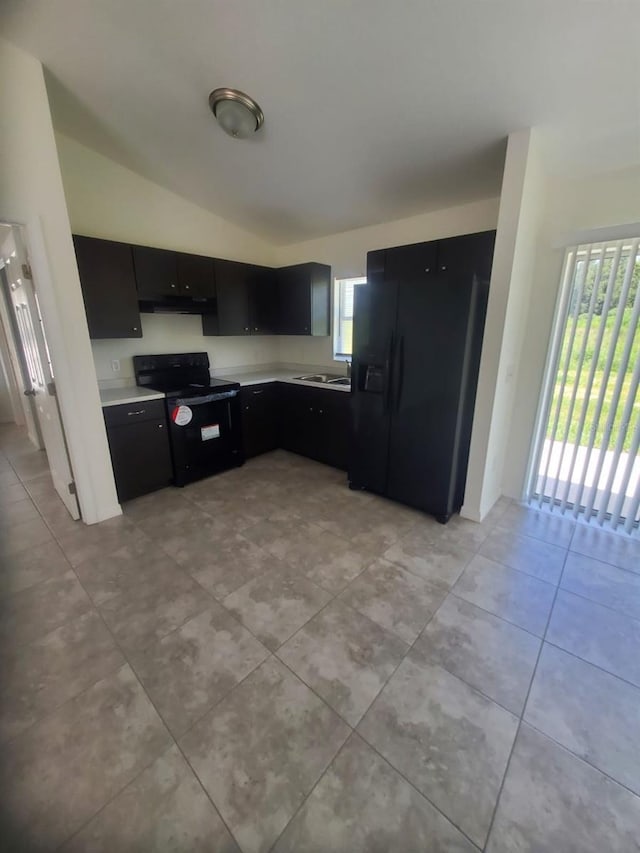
[{"x1": 167, "y1": 390, "x2": 244, "y2": 485}]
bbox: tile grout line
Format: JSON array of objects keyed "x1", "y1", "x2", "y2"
[
  {"x1": 351, "y1": 730, "x2": 484, "y2": 852},
  {"x1": 542, "y1": 636, "x2": 640, "y2": 691},
  {"x1": 549, "y1": 583, "x2": 640, "y2": 625},
  {"x1": 4, "y1": 443, "x2": 638, "y2": 851},
  {"x1": 275, "y1": 582, "x2": 486, "y2": 851},
  {"x1": 516, "y1": 716, "x2": 640, "y2": 803},
  {"x1": 60, "y1": 545, "x2": 248, "y2": 853},
  {"x1": 193, "y1": 484, "x2": 469, "y2": 848},
  {"x1": 481, "y1": 541, "x2": 573, "y2": 849},
  {"x1": 446, "y1": 588, "x2": 549, "y2": 640},
  {"x1": 264, "y1": 733, "x2": 367, "y2": 853},
  {"x1": 5, "y1": 468, "x2": 246, "y2": 851}
]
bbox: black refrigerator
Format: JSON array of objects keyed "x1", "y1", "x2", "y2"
[{"x1": 349, "y1": 230, "x2": 495, "y2": 522}]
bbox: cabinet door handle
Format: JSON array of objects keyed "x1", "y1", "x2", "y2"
[
  {"x1": 319, "y1": 409, "x2": 323, "y2": 414},
  {"x1": 127, "y1": 410, "x2": 146, "y2": 416},
  {"x1": 244, "y1": 326, "x2": 249, "y2": 331},
  {"x1": 309, "y1": 407, "x2": 313, "y2": 412},
  {"x1": 170, "y1": 283, "x2": 177, "y2": 289},
  {"x1": 254, "y1": 327, "x2": 258, "y2": 331},
  {"x1": 252, "y1": 389, "x2": 264, "y2": 395},
  {"x1": 184, "y1": 284, "x2": 190, "y2": 290},
  {"x1": 132, "y1": 326, "x2": 138, "y2": 332},
  {"x1": 158, "y1": 423, "x2": 164, "y2": 428}
]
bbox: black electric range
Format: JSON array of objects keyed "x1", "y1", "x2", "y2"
[{"x1": 133, "y1": 353, "x2": 244, "y2": 486}]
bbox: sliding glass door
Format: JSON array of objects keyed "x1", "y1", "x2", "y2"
[{"x1": 527, "y1": 238, "x2": 639, "y2": 535}]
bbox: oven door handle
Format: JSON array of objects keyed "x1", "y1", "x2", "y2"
[{"x1": 175, "y1": 390, "x2": 238, "y2": 406}]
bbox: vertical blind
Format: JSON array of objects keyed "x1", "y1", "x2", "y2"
[{"x1": 528, "y1": 239, "x2": 640, "y2": 535}]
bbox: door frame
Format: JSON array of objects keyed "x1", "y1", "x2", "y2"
[
  {"x1": 0, "y1": 253, "x2": 43, "y2": 445},
  {"x1": 0, "y1": 219, "x2": 80, "y2": 518}
]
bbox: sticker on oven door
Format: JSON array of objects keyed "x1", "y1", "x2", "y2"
[
  {"x1": 201, "y1": 423, "x2": 220, "y2": 441},
  {"x1": 172, "y1": 405, "x2": 193, "y2": 426}
]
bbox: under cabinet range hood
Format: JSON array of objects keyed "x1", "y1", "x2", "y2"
[
  {"x1": 137, "y1": 294, "x2": 217, "y2": 315},
  {"x1": 132, "y1": 246, "x2": 217, "y2": 315}
]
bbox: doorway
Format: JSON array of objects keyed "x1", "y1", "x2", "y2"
[
  {"x1": 527, "y1": 238, "x2": 639, "y2": 536},
  {"x1": 0, "y1": 223, "x2": 80, "y2": 520}
]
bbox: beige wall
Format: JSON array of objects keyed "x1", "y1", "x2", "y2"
[
  {"x1": 56, "y1": 133, "x2": 280, "y2": 382},
  {"x1": 274, "y1": 197, "x2": 500, "y2": 367},
  {"x1": 58, "y1": 132, "x2": 500, "y2": 378},
  {"x1": 57, "y1": 133, "x2": 276, "y2": 266},
  {"x1": 0, "y1": 37, "x2": 119, "y2": 523},
  {"x1": 52, "y1": 111, "x2": 640, "y2": 519}
]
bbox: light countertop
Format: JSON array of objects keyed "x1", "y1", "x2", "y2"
[
  {"x1": 98, "y1": 368, "x2": 351, "y2": 407},
  {"x1": 216, "y1": 368, "x2": 351, "y2": 392},
  {"x1": 99, "y1": 386, "x2": 165, "y2": 408}
]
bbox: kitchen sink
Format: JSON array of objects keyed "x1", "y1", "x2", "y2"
[{"x1": 294, "y1": 373, "x2": 345, "y2": 383}]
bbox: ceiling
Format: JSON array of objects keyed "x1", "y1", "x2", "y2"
[{"x1": 3, "y1": 1, "x2": 640, "y2": 244}]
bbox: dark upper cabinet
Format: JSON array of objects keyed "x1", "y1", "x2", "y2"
[
  {"x1": 176, "y1": 252, "x2": 216, "y2": 298},
  {"x1": 73, "y1": 235, "x2": 142, "y2": 339},
  {"x1": 240, "y1": 383, "x2": 278, "y2": 458},
  {"x1": 248, "y1": 266, "x2": 279, "y2": 334},
  {"x1": 207, "y1": 259, "x2": 251, "y2": 335},
  {"x1": 133, "y1": 245, "x2": 215, "y2": 302},
  {"x1": 277, "y1": 263, "x2": 331, "y2": 335},
  {"x1": 76, "y1": 232, "x2": 327, "y2": 335},
  {"x1": 132, "y1": 245, "x2": 179, "y2": 299},
  {"x1": 203, "y1": 260, "x2": 278, "y2": 336}
]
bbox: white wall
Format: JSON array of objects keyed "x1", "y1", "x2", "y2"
[
  {"x1": 0, "y1": 36, "x2": 119, "y2": 523},
  {"x1": 56, "y1": 133, "x2": 280, "y2": 380},
  {"x1": 274, "y1": 197, "x2": 500, "y2": 366},
  {"x1": 462, "y1": 130, "x2": 549, "y2": 520},
  {"x1": 501, "y1": 162, "x2": 640, "y2": 500},
  {"x1": 92, "y1": 315, "x2": 278, "y2": 383}
]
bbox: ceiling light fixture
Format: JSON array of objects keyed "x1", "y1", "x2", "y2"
[{"x1": 208, "y1": 88, "x2": 264, "y2": 139}]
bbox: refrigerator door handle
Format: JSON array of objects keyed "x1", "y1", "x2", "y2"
[
  {"x1": 395, "y1": 335, "x2": 405, "y2": 412},
  {"x1": 383, "y1": 332, "x2": 394, "y2": 413}
]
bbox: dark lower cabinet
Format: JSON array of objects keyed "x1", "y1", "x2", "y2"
[
  {"x1": 240, "y1": 383, "x2": 279, "y2": 458},
  {"x1": 277, "y1": 383, "x2": 350, "y2": 470},
  {"x1": 103, "y1": 400, "x2": 173, "y2": 502}
]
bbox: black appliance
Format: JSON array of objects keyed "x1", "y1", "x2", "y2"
[
  {"x1": 349, "y1": 230, "x2": 496, "y2": 523},
  {"x1": 133, "y1": 352, "x2": 243, "y2": 486}
]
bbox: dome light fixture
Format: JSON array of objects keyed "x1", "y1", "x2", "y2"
[{"x1": 208, "y1": 88, "x2": 264, "y2": 139}]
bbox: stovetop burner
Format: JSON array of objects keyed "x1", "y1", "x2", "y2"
[{"x1": 133, "y1": 353, "x2": 238, "y2": 397}]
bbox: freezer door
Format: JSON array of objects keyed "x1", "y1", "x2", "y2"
[
  {"x1": 348, "y1": 250, "x2": 397, "y2": 494},
  {"x1": 386, "y1": 235, "x2": 486, "y2": 518}
]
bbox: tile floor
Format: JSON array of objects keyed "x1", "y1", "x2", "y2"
[{"x1": 1, "y1": 423, "x2": 640, "y2": 852}]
